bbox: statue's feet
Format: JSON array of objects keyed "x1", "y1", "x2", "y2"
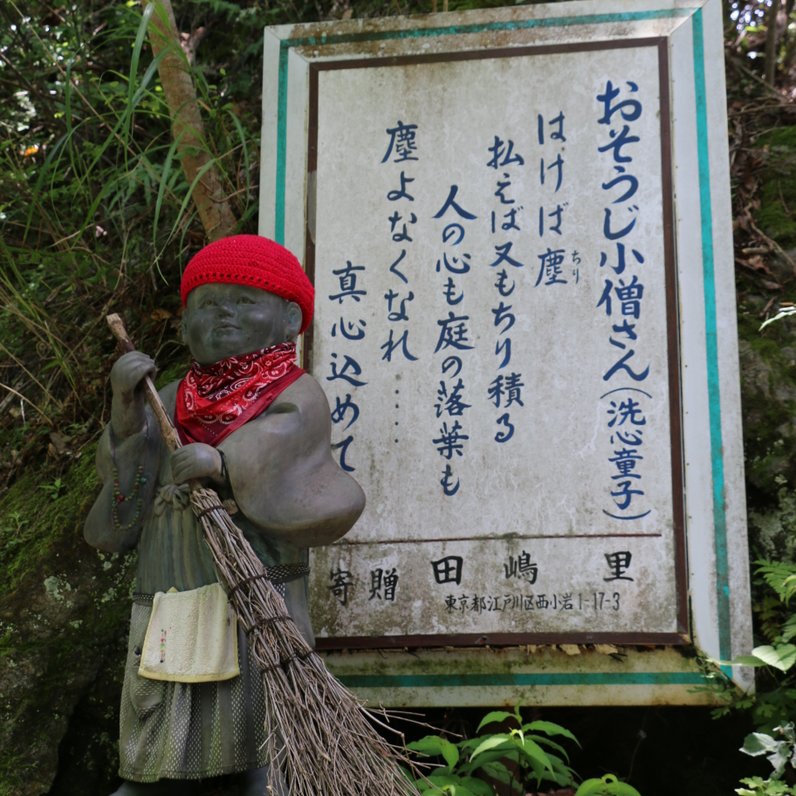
[
  {"x1": 110, "y1": 781, "x2": 185, "y2": 796},
  {"x1": 110, "y1": 770, "x2": 284, "y2": 796}
]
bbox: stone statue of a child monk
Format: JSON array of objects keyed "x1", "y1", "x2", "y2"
[{"x1": 85, "y1": 235, "x2": 365, "y2": 796}]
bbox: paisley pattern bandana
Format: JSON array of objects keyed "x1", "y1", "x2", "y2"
[{"x1": 175, "y1": 342, "x2": 304, "y2": 446}]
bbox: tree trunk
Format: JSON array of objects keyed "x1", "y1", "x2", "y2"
[
  {"x1": 765, "y1": 0, "x2": 781, "y2": 86},
  {"x1": 142, "y1": 0, "x2": 238, "y2": 241}
]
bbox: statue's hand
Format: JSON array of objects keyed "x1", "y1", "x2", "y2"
[
  {"x1": 110, "y1": 351, "x2": 156, "y2": 439},
  {"x1": 170, "y1": 443, "x2": 224, "y2": 486},
  {"x1": 110, "y1": 351, "x2": 156, "y2": 395}
]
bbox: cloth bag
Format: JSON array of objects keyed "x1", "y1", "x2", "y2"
[{"x1": 138, "y1": 582, "x2": 239, "y2": 682}]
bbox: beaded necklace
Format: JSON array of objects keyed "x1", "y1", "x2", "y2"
[{"x1": 109, "y1": 417, "x2": 150, "y2": 532}]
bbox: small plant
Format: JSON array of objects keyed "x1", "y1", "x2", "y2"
[
  {"x1": 406, "y1": 707, "x2": 578, "y2": 795},
  {"x1": 3, "y1": 510, "x2": 26, "y2": 533},
  {"x1": 0, "y1": 510, "x2": 27, "y2": 563},
  {"x1": 39, "y1": 477, "x2": 65, "y2": 501}
]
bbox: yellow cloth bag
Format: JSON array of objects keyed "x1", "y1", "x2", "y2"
[{"x1": 138, "y1": 582, "x2": 239, "y2": 683}]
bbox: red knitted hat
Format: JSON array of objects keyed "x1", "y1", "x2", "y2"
[{"x1": 181, "y1": 235, "x2": 314, "y2": 333}]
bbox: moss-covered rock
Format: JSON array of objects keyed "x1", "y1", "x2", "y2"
[{"x1": 0, "y1": 449, "x2": 134, "y2": 796}]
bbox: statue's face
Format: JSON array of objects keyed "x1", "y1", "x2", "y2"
[{"x1": 183, "y1": 283, "x2": 300, "y2": 364}]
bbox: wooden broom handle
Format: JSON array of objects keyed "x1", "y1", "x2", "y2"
[{"x1": 106, "y1": 313, "x2": 183, "y2": 453}]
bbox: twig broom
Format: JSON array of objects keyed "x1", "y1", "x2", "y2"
[{"x1": 106, "y1": 313, "x2": 422, "y2": 796}]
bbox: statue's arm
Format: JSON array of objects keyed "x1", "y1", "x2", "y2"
[
  {"x1": 84, "y1": 420, "x2": 160, "y2": 552},
  {"x1": 83, "y1": 351, "x2": 162, "y2": 553},
  {"x1": 222, "y1": 374, "x2": 365, "y2": 547}
]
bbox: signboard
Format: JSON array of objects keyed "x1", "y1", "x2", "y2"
[{"x1": 260, "y1": 0, "x2": 753, "y2": 704}]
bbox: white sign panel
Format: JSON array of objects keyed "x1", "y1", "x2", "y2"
[
  {"x1": 310, "y1": 44, "x2": 682, "y2": 642},
  {"x1": 260, "y1": 0, "x2": 753, "y2": 702}
]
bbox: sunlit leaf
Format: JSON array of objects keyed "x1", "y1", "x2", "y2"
[
  {"x1": 750, "y1": 644, "x2": 796, "y2": 672},
  {"x1": 469, "y1": 733, "x2": 513, "y2": 761},
  {"x1": 407, "y1": 735, "x2": 459, "y2": 770},
  {"x1": 476, "y1": 710, "x2": 513, "y2": 731},
  {"x1": 741, "y1": 731, "x2": 781, "y2": 756},
  {"x1": 524, "y1": 719, "x2": 580, "y2": 744},
  {"x1": 520, "y1": 737, "x2": 553, "y2": 771}
]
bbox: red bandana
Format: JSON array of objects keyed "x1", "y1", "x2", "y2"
[{"x1": 175, "y1": 342, "x2": 304, "y2": 446}]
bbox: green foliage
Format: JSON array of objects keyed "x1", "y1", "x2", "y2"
[
  {"x1": 405, "y1": 707, "x2": 579, "y2": 795},
  {"x1": 722, "y1": 563, "x2": 796, "y2": 794},
  {"x1": 739, "y1": 563, "x2": 796, "y2": 731},
  {"x1": 755, "y1": 127, "x2": 796, "y2": 249},
  {"x1": 757, "y1": 561, "x2": 796, "y2": 606},
  {"x1": 737, "y1": 776, "x2": 796, "y2": 796},
  {"x1": 749, "y1": 486, "x2": 796, "y2": 564},
  {"x1": 403, "y1": 709, "x2": 645, "y2": 796},
  {"x1": 735, "y1": 555, "x2": 796, "y2": 671},
  {"x1": 0, "y1": 0, "x2": 273, "y2": 483},
  {"x1": 741, "y1": 723, "x2": 796, "y2": 781},
  {"x1": 727, "y1": 2, "x2": 796, "y2": 88}
]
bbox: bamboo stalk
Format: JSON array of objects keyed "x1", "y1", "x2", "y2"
[{"x1": 140, "y1": 0, "x2": 238, "y2": 240}]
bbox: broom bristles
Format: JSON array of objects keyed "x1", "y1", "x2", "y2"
[{"x1": 192, "y1": 488, "x2": 424, "y2": 796}]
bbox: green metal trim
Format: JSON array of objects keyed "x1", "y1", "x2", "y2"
[
  {"x1": 691, "y1": 8, "x2": 732, "y2": 676},
  {"x1": 279, "y1": 8, "x2": 696, "y2": 50},
  {"x1": 274, "y1": 44, "x2": 290, "y2": 244},
  {"x1": 340, "y1": 671, "x2": 709, "y2": 688}
]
